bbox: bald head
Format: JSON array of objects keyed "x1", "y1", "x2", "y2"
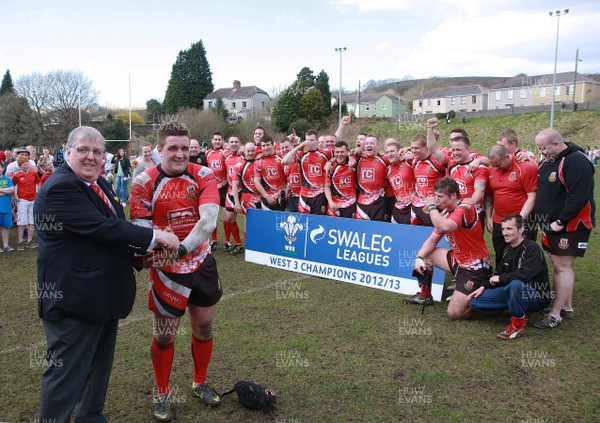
[
  {"x1": 535, "y1": 128, "x2": 566, "y2": 160},
  {"x1": 488, "y1": 145, "x2": 508, "y2": 160}
]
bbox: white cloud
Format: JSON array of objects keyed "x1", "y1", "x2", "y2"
[{"x1": 375, "y1": 41, "x2": 391, "y2": 51}]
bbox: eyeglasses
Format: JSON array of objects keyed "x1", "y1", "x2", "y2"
[{"x1": 73, "y1": 146, "x2": 105, "y2": 157}]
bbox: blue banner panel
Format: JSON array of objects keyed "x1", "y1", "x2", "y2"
[{"x1": 245, "y1": 210, "x2": 449, "y2": 301}]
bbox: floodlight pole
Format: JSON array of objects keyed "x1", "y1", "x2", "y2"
[
  {"x1": 335, "y1": 47, "x2": 347, "y2": 125},
  {"x1": 549, "y1": 9, "x2": 569, "y2": 128}
]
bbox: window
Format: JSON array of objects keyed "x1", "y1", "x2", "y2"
[
  {"x1": 418, "y1": 100, "x2": 422, "y2": 107},
  {"x1": 232, "y1": 101, "x2": 236, "y2": 108},
  {"x1": 519, "y1": 88, "x2": 526, "y2": 99},
  {"x1": 461, "y1": 96, "x2": 466, "y2": 105},
  {"x1": 381, "y1": 103, "x2": 387, "y2": 111},
  {"x1": 427, "y1": 99, "x2": 431, "y2": 106},
  {"x1": 437, "y1": 100, "x2": 441, "y2": 106},
  {"x1": 471, "y1": 96, "x2": 477, "y2": 104},
  {"x1": 451, "y1": 97, "x2": 456, "y2": 105},
  {"x1": 495, "y1": 91, "x2": 501, "y2": 101},
  {"x1": 208, "y1": 101, "x2": 213, "y2": 109},
  {"x1": 540, "y1": 87, "x2": 546, "y2": 97},
  {"x1": 507, "y1": 90, "x2": 513, "y2": 100},
  {"x1": 242, "y1": 101, "x2": 247, "y2": 108},
  {"x1": 365, "y1": 104, "x2": 370, "y2": 111},
  {"x1": 566, "y1": 84, "x2": 574, "y2": 95},
  {"x1": 554, "y1": 85, "x2": 561, "y2": 96}
]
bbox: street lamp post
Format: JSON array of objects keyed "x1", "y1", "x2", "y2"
[
  {"x1": 335, "y1": 47, "x2": 346, "y2": 124},
  {"x1": 572, "y1": 48, "x2": 582, "y2": 109},
  {"x1": 549, "y1": 9, "x2": 569, "y2": 128}
]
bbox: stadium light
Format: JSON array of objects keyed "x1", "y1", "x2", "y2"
[
  {"x1": 335, "y1": 47, "x2": 347, "y2": 125},
  {"x1": 549, "y1": 9, "x2": 569, "y2": 128}
]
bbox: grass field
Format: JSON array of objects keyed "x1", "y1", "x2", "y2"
[{"x1": 1, "y1": 113, "x2": 599, "y2": 422}]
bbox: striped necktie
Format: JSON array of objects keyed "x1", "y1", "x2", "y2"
[{"x1": 90, "y1": 182, "x2": 116, "y2": 215}]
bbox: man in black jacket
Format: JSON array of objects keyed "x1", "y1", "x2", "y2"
[
  {"x1": 468, "y1": 214, "x2": 551, "y2": 340},
  {"x1": 34, "y1": 126, "x2": 180, "y2": 422},
  {"x1": 533, "y1": 128, "x2": 595, "y2": 329}
]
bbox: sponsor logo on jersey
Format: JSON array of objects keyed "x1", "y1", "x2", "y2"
[
  {"x1": 360, "y1": 168, "x2": 374, "y2": 182},
  {"x1": 308, "y1": 164, "x2": 322, "y2": 176},
  {"x1": 578, "y1": 242, "x2": 588, "y2": 249},
  {"x1": 266, "y1": 166, "x2": 279, "y2": 178}
]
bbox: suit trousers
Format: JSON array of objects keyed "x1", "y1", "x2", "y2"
[{"x1": 40, "y1": 317, "x2": 118, "y2": 423}]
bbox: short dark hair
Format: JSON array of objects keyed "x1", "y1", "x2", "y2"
[
  {"x1": 157, "y1": 121, "x2": 190, "y2": 148},
  {"x1": 498, "y1": 129, "x2": 519, "y2": 145},
  {"x1": 305, "y1": 130, "x2": 318, "y2": 138},
  {"x1": 211, "y1": 132, "x2": 223, "y2": 138},
  {"x1": 410, "y1": 134, "x2": 427, "y2": 146},
  {"x1": 334, "y1": 140, "x2": 349, "y2": 148},
  {"x1": 434, "y1": 177, "x2": 461, "y2": 198},
  {"x1": 502, "y1": 213, "x2": 523, "y2": 229},
  {"x1": 450, "y1": 128, "x2": 470, "y2": 145}
]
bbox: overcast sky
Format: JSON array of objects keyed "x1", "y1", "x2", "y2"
[{"x1": 1, "y1": 0, "x2": 598, "y2": 108}]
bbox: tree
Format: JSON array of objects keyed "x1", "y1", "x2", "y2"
[
  {"x1": 115, "y1": 111, "x2": 145, "y2": 125},
  {"x1": 100, "y1": 119, "x2": 129, "y2": 140},
  {"x1": 0, "y1": 70, "x2": 14, "y2": 95},
  {"x1": 0, "y1": 93, "x2": 35, "y2": 149},
  {"x1": 272, "y1": 87, "x2": 300, "y2": 132},
  {"x1": 300, "y1": 88, "x2": 328, "y2": 126},
  {"x1": 292, "y1": 67, "x2": 315, "y2": 95},
  {"x1": 213, "y1": 98, "x2": 228, "y2": 122},
  {"x1": 313, "y1": 70, "x2": 332, "y2": 116},
  {"x1": 163, "y1": 40, "x2": 214, "y2": 113},
  {"x1": 15, "y1": 70, "x2": 98, "y2": 143},
  {"x1": 146, "y1": 99, "x2": 164, "y2": 123}
]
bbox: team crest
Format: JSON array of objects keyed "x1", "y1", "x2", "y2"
[
  {"x1": 187, "y1": 186, "x2": 198, "y2": 199},
  {"x1": 558, "y1": 238, "x2": 569, "y2": 250},
  {"x1": 464, "y1": 280, "x2": 475, "y2": 291},
  {"x1": 426, "y1": 166, "x2": 432, "y2": 173},
  {"x1": 508, "y1": 172, "x2": 516, "y2": 182},
  {"x1": 548, "y1": 172, "x2": 557, "y2": 183}
]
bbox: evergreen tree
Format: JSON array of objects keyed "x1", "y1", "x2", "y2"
[
  {"x1": 314, "y1": 70, "x2": 332, "y2": 116},
  {"x1": 146, "y1": 99, "x2": 164, "y2": 123},
  {"x1": 292, "y1": 67, "x2": 315, "y2": 95},
  {"x1": 300, "y1": 88, "x2": 328, "y2": 127},
  {"x1": 272, "y1": 87, "x2": 300, "y2": 132},
  {"x1": 0, "y1": 70, "x2": 14, "y2": 96},
  {"x1": 164, "y1": 40, "x2": 214, "y2": 114}
]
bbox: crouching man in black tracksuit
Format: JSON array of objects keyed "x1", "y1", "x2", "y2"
[{"x1": 467, "y1": 214, "x2": 551, "y2": 340}]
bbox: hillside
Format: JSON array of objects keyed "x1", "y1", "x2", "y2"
[{"x1": 332, "y1": 110, "x2": 600, "y2": 153}]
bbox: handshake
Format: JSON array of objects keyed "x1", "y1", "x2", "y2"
[{"x1": 154, "y1": 228, "x2": 191, "y2": 258}]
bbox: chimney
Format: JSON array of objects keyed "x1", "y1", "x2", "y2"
[{"x1": 233, "y1": 80, "x2": 241, "y2": 89}]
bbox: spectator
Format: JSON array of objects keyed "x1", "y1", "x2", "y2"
[
  {"x1": 112, "y1": 148, "x2": 131, "y2": 206},
  {"x1": 133, "y1": 143, "x2": 158, "y2": 178},
  {"x1": 0, "y1": 162, "x2": 15, "y2": 252},
  {"x1": 12, "y1": 155, "x2": 41, "y2": 250}
]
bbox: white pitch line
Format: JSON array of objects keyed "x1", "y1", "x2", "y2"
[{"x1": 0, "y1": 274, "x2": 310, "y2": 355}]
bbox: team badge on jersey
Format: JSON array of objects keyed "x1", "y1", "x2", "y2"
[
  {"x1": 548, "y1": 172, "x2": 557, "y2": 183},
  {"x1": 463, "y1": 280, "x2": 475, "y2": 291},
  {"x1": 508, "y1": 172, "x2": 516, "y2": 182},
  {"x1": 187, "y1": 185, "x2": 198, "y2": 199},
  {"x1": 559, "y1": 238, "x2": 569, "y2": 249}
]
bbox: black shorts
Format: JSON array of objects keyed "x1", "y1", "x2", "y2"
[
  {"x1": 167, "y1": 254, "x2": 222, "y2": 308},
  {"x1": 411, "y1": 205, "x2": 433, "y2": 226},
  {"x1": 299, "y1": 193, "x2": 327, "y2": 215},
  {"x1": 218, "y1": 186, "x2": 227, "y2": 208},
  {"x1": 285, "y1": 196, "x2": 299, "y2": 213},
  {"x1": 542, "y1": 230, "x2": 591, "y2": 257},
  {"x1": 356, "y1": 197, "x2": 386, "y2": 221},
  {"x1": 447, "y1": 250, "x2": 492, "y2": 295},
  {"x1": 327, "y1": 203, "x2": 356, "y2": 218},
  {"x1": 384, "y1": 196, "x2": 395, "y2": 222},
  {"x1": 391, "y1": 207, "x2": 411, "y2": 224},
  {"x1": 261, "y1": 191, "x2": 286, "y2": 211}
]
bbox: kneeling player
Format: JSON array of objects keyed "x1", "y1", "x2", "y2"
[
  {"x1": 130, "y1": 121, "x2": 223, "y2": 421},
  {"x1": 411, "y1": 178, "x2": 492, "y2": 319}
]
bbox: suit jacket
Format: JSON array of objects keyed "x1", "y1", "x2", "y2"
[{"x1": 34, "y1": 163, "x2": 154, "y2": 322}]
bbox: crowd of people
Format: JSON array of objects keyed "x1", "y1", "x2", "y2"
[{"x1": 0, "y1": 115, "x2": 593, "y2": 421}]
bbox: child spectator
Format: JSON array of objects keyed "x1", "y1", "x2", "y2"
[
  {"x1": 12, "y1": 155, "x2": 41, "y2": 250},
  {"x1": 0, "y1": 162, "x2": 15, "y2": 252}
]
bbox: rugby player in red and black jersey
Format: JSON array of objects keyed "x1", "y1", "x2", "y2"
[
  {"x1": 282, "y1": 130, "x2": 332, "y2": 215},
  {"x1": 385, "y1": 141, "x2": 415, "y2": 224},
  {"x1": 411, "y1": 178, "x2": 492, "y2": 318},
  {"x1": 223, "y1": 136, "x2": 244, "y2": 254},
  {"x1": 409, "y1": 133, "x2": 447, "y2": 226},
  {"x1": 280, "y1": 139, "x2": 301, "y2": 212},
  {"x1": 130, "y1": 121, "x2": 223, "y2": 421},
  {"x1": 205, "y1": 132, "x2": 228, "y2": 250},
  {"x1": 232, "y1": 143, "x2": 261, "y2": 239},
  {"x1": 485, "y1": 145, "x2": 537, "y2": 269},
  {"x1": 355, "y1": 135, "x2": 390, "y2": 221},
  {"x1": 324, "y1": 140, "x2": 357, "y2": 218},
  {"x1": 254, "y1": 138, "x2": 287, "y2": 210}
]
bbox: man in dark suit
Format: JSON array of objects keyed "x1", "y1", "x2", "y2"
[{"x1": 34, "y1": 126, "x2": 180, "y2": 422}]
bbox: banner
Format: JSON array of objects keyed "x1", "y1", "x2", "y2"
[{"x1": 245, "y1": 210, "x2": 449, "y2": 301}]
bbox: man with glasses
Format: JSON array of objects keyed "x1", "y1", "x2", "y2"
[{"x1": 34, "y1": 126, "x2": 179, "y2": 422}]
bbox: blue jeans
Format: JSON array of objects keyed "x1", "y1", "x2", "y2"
[
  {"x1": 115, "y1": 176, "x2": 128, "y2": 204},
  {"x1": 469, "y1": 280, "x2": 543, "y2": 318}
]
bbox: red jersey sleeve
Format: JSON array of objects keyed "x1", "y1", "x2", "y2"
[{"x1": 521, "y1": 161, "x2": 538, "y2": 193}]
